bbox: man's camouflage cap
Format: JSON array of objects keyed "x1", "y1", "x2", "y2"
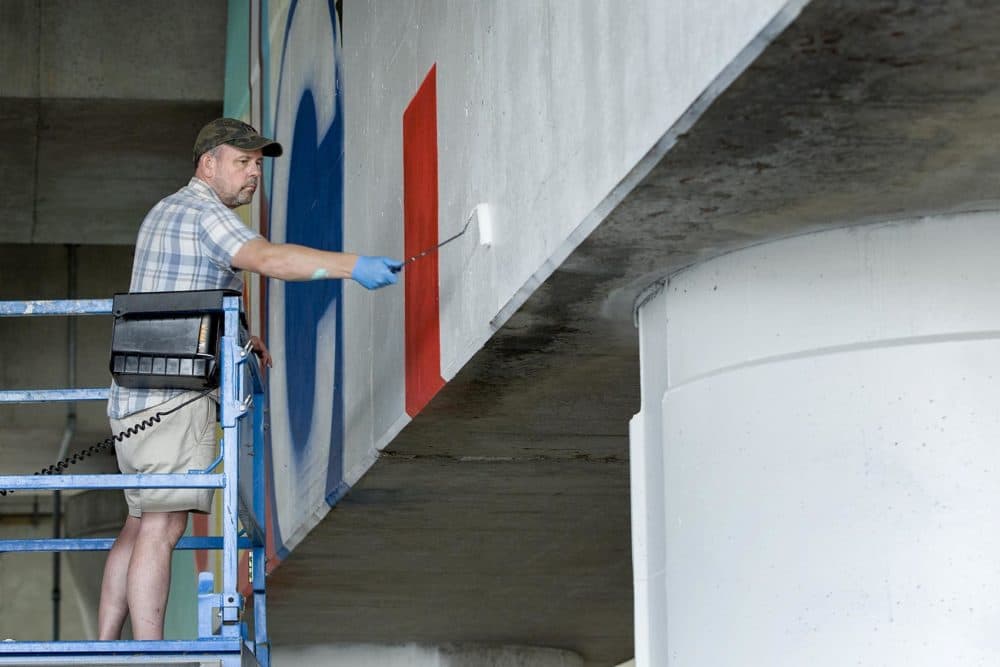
[{"x1": 193, "y1": 118, "x2": 283, "y2": 163}]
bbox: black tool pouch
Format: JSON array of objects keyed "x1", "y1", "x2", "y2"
[{"x1": 109, "y1": 289, "x2": 245, "y2": 390}]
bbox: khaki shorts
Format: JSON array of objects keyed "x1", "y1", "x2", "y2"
[{"x1": 110, "y1": 392, "x2": 218, "y2": 518}]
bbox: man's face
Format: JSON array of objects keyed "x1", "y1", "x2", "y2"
[{"x1": 206, "y1": 144, "x2": 263, "y2": 208}]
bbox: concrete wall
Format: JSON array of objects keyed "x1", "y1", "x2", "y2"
[
  {"x1": 271, "y1": 643, "x2": 584, "y2": 667},
  {"x1": 632, "y1": 211, "x2": 1000, "y2": 664},
  {"x1": 0, "y1": 244, "x2": 203, "y2": 640},
  {"x1": 344, "y1": 0, "x2": 803, "y2": 414},
  {"x1": 0, "y1": 0, "x2": 225, "y2": 100},
  {"x1": 0, "y1": 516, "x2": 87, "y2": 641},
  {"x1": 0, "y1": 244, "x2": 133, "y2": 464},
  {"x1": 0, "y1": 0, "x2": 225, "y2": 245},
  {"x1": 0, "y1": 0, "x2": 228, "y2": 641},
  {"x1": 226, "y1": 0, "x2": 803, "y2": 561}
]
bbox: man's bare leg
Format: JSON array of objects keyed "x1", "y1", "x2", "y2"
[
  {"x1": 97, "y1": 515, "x2": 141, "y2": 640},
  {"x1": 126, "y1": 510, "x2": 189, "y2": 640}
]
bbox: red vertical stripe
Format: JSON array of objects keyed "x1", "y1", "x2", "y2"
[{"x1": 403, "y1": 65, "x2": 445, "y2": 416}]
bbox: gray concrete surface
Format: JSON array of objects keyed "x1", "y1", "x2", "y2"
[
  {"x1": 0, "y1": 0, "x2": 225, "y2": 244},
  {"x1": 272, "y1": 644, "x2": 585, "y2": 667},
  {"x1": 3, "y1": 1, "x2": 1000, "y2": 666},
  {"x1": 1, "y1": 0, "x2": 225, "y2": 100},
  {"x1": 0, "y1": 244, "x2": 133, "y2": 488},
  {"x1": 0, "y1": 516, "x2": 89, "y2": 641},
  {"x1": 269, "y1": 1, "x2": 1000, "y2": 665}
]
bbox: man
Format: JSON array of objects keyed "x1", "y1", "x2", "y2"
[{"x1": 97, "y1": 118, "x2": 401, "y2": 640}]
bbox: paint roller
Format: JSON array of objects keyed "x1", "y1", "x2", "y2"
[{"x1": 392, "y1": 203, "x2": 493, "y2": 272}]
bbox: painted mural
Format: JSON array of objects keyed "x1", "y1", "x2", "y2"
[
  {"x1": 221, "y1": 0, "x2": 349, "y2": 566},
  {"x1": 218, "y1": 0, "x2": 444, "y2": 580},
  {"x1": 265, "y1": 0, "x2": 347, "y2": 558}
]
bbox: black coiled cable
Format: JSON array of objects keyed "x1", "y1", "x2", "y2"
[{"x1": 1, "y1": 388, "x2": 214, "y2": 497}]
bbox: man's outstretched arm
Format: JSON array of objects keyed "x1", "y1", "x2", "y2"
[{"x1": 232, "y1": 238, "x2": 400, "y2": 288}]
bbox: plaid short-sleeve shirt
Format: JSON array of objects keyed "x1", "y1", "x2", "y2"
[{"x1": 108, "y1": 177, "x2": 262, "y2": 419}]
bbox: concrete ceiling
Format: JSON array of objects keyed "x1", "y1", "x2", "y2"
[{"x1": 3, "y1": 1, "x2": 1000, "y2": 666}]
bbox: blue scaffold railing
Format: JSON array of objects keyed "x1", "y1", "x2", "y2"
[{"x1": 0, "y1": 295, "x2": 270, "y2": 667}]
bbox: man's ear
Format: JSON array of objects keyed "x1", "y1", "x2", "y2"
[{"x1": 201, "y1": 152, "x2": 215, "y2": 177}]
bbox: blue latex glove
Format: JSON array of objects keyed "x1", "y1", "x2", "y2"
[{"x1": 351, "y1": 256, "x2": 403, "y2": 289}]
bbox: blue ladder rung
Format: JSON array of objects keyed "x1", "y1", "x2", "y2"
[
  {"x1": 0, "y1": 299, "x2": 113, "y2": 317},
  {"x1": 0, "y1": 295, "x2": 268, "y2": 666},
  {"x1": 0, "y1": 388, "x2": 110, "y2": 403},
  {"x1": 0, "y1": 536, "x2": 255, "y2": 553},
  {"x1": 0, "y1": 638, "x2": 243, "y2": 665},
  {"x1": 0, "y1": 474, "x2": 225, "y2": 491}
]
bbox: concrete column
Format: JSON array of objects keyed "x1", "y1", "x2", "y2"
[{"x1": 632, "y1": 211, "x2": 1000, "y2": 665}]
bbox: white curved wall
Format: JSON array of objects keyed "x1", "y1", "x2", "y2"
[{"x1": 631, "y1": 211, "x2": 1000, "y2": 665}]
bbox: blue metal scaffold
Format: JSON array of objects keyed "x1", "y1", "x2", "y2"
[{"x1": 0, "y1": 295, "x2": 270, "y2": 666}]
